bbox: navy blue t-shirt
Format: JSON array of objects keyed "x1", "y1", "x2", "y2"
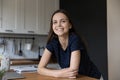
[{"x1": 46, "y1": 33, "x2": 101, "y2": 79}]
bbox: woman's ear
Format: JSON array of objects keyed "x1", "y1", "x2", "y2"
[
  {"x1": 69, "y1": 25, "x2": 72, "y2": 29},
  {"x1": 69, "y1": 23, "x2": 72, "y2": 29}
]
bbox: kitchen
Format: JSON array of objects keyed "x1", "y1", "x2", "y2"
[
  {"x1": 0, "y1": 0, "x2": 120, "y2": 80},
  {"x1": 0, "y1": 0, "x2": 99, "y2": 79}
]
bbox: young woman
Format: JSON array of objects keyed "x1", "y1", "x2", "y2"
[{"x1": 37, "y1": 9, "x2": 102, "y2": 79}]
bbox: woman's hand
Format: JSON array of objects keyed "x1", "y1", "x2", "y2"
[{"x1": 55, "y1": 68, "x2": 78, "y2": 78}]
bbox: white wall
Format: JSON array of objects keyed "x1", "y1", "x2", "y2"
[{"x1": 107, "y1": 0, "x2": 120, "y2": 80}]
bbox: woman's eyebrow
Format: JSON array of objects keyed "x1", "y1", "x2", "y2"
[
  {"x1": 52, "y1": 18, "x2": 68, "y2": 22},
  {"x1": 61, "y1": 18, "x2": 68, "y2": 20}
]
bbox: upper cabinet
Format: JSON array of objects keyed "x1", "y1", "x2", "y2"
[
  {"x1": 0, "y1": 0, "x2": 1, "y2": 29},
  {"x1": 0, "y1": 0, "x2": 59, "y2": 35},
  {"x1": 22, "y1": 0, "x2": 38, "y2": 34},
  {"x1": 43, "y1": 0, "x2": 59, "y2": 35},
  {"x1": 0, "y1": 0, "x2": 18, "y2": 33}
]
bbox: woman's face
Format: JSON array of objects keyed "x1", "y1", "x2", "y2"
[{"x1": 52, "y1": 12, "x2": 71, "y2": 37}]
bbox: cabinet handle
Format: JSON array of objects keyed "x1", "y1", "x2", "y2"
[
  {"x1": 5, "y1": 30, "x2": 13, "y2": 32},
  {"x1": 28, "y1": 31, "x2": 34, "y2": 33}
]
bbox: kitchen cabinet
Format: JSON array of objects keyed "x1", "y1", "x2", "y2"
[
  {"x1": 37, "y1": 0, "x2": 45, "y2": 34},
  {"x1": 0, "y1": 0, "x2": 59, "y2": 35},
  {"x1": 0, "y1": 0, "x2": 26, "y2": 34},
  {"x1": 42, "y1": 0, "x2": 59, "y2": 35},
  {"x1": 0, "y1": 0, "x2": 18, "y2": 33},
  {"x1": 0, "y1": 0, "x2": 1, "y2": 29},
  {"x1": 21, "y1": 0, "x2": 39, "y2": 34}
]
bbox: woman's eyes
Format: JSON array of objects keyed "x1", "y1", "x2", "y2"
[
  {"x1": 53, "y1": 21, "x2": 57, "y2": 24},
  {"x1": 61, "y1": 20, "x2": 66, "y2": 23},
  {"x1": 53, "y1": 20, "x2": 67, "y2": 24}
]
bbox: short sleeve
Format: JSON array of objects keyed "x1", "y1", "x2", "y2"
[
  {"x1": 46, "y1": 41, "x2": 54, "y2": 53},
  {"x1": 70, "y1": 35, "x2": 84, "y2": 52}
]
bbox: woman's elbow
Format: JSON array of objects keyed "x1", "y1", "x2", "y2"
[
  {"x1": 37, "y1": 67, "x2": 41, "y2": 74},
  {"x1": 37, "y1": 66, "x2": 44, "y2": 74}
]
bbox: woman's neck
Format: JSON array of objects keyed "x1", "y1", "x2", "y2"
[{"x1": 58, "y1": 34, "x2": 69, "y2": 50}]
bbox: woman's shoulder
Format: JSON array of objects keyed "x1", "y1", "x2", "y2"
[
  {"x1": 69, "y1": 32, "x2": 84, "y2": 45},
  {"x1": 69, "y1": 32, "x2": 81, "y2": 40}
]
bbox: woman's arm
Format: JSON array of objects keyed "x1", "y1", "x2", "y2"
[
  {"x1": 69, "y1": 50, "x2": 81, "y2": 78},
  {"x1": 70, "y1": 50, "x2": 80, "y2": 70},
  {"x1": 37, "y1": 48, "x2": 80, "y2": 78},
  {"x1": 37, "y1": 48, "x2": 55, "y2": 76},
  {"x1": 38, "y1": 48, "x2": 63, "y2": 77},
  {"x1": 57, "y1": 50, "x2": 81, "y2": 78},
  {"x1": 55, "y1": 50, "x2": 81, "y2": 78}
]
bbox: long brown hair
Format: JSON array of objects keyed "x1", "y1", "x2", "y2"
[{"x1": 47, "y1": 9, "x2": 76, "y2": 44}]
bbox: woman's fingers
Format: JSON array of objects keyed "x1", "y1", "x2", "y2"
[
  {"x1": 67, "y1": 70, "x2": 78, "y2": 78},
  {"x1": 60, "y1": 68, "x2": 78, "y2": 78}
]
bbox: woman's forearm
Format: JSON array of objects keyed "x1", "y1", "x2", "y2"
[
  {"x1": 37, "y1": 67, "x2": 78, "y2": 78},
  {"x1": 37, "y1": 67, "x2": 61, "y2": 77}
]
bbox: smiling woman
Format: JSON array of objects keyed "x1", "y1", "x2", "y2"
[{"x1": 37, "y1": 9, "x2": 101, "y2": 79}]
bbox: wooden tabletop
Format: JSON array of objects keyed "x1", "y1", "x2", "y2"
[{"x1": 15, "y1": 72, "x2": 97, "y2": 80}]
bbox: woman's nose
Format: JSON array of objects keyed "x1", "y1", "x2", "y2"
[{"x1": 57, "y1": 22, "x2": 61, "y2": 27}]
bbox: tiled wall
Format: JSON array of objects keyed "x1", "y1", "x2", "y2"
[{"x1": 0, "y1": 34, "x2": 47, "y2": 59}]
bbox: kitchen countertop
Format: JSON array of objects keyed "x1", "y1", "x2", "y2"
[
  {"x1": 10, "y1": 59, "x2": 40, "y2": 65},
  {"x1": 9, "y1": 57, "x2": 57, "y2": 65}
]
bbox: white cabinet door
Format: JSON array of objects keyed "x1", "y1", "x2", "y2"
[
  {"x1": 22, "y1": 0, "x2": 38, "y2": 34},
  {"x1": 14, "y1": 0, "x2": 24, "y2": 34},
  {"x1": 43, "y1": 0, "x2": 59, "y2": 35},
  {"x1": 37, "y1": 0, "x2": 45, "y2": 34},
  {"x1": 0, "y1": 0, "x2": 17, "y2": 33},
  {"x1": 0, "y1": 0, "x2": 2, "y2": 29}
]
